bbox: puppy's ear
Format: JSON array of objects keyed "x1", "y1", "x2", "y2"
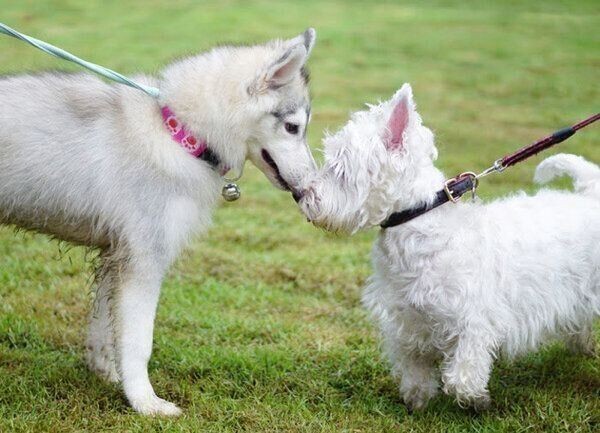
[
  {"x1": 288, "y1": 28, "x2": 317, "y2": 56},
  {"x1": 385, "y1": 84, "x2": 415, "y2": 151},
  {"x1": 265, "y1": 43, "x2": 307, "y2": 89},
  {"x1": 249, "y1": 29, "x2": 316, "y2": 94}
]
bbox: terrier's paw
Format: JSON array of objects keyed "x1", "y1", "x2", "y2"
[
  {"x1": 86, "y1": 343, "x2": 120, "y2": 383},
  {"x1": 443, "y1": 380, "x2": 492, "y2": 411},
  {"x1": 403, "y1": 392, "x2": 430, "y2": 412},
  {"x1": 566, "y1": 333, "x2": 597, "y2": 358},
  {"x1": 451, "y1": 390, "x2": 491, "y2": 412},
  {"x1": 581, "y1": 344, "x2": 597, "y2": 358},
  {"x1": 471, "y1": 394, "x2": 492, "y2": 412},
  {"x1": 402, "y1": 384, "x2": 438, "y2": 412},
  {"x1": 130, "y1": 395, "x2": 182, "y2": 416}
]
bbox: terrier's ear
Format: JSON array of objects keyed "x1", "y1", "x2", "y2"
[
  {"x1": 385, "y1": 84, "x2": 414, "y2": 151},
  {"x1": 288, "y1": 28, "x2": 317, "y2": 56},
  {"x1": 265, "y1": 43, "x2": 307, "y2": 89}
]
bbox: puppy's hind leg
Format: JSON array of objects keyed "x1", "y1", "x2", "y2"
[{"x1": 86, "y1": 250, "x2": 120, "y2": 383}]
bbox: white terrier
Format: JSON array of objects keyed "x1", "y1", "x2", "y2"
[
  {"x1": 299, "y1": 84, "x2": 600, "y2": 410},
  {"x1": 0, "y1": 29, "x2": 317, "y2": 415}
]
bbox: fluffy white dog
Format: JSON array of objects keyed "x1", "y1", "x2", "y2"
[
  {"x1": 299, "y1": 84, "x2": 599, "y2": 410},
  {"x1": 0, "y1": 29, "x2": 317, "y2": 415}
]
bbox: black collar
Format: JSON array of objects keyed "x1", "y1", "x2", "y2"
[
  {"x1": 197, "y1": 147, "x2": 222, "y2": 171},
  {"x1": 380, "y1": 174, "x2": 476, "y2": 229}
]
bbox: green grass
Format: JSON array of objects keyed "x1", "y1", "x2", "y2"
[{"x1": 1, "y1": 0, "x2": 599, "y2": 431}]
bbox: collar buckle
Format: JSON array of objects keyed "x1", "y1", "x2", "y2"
[
  {"x1": 443, "y1": 172, "x2": 478, "y2": 203},
  {"x1": 443, "y1": 178, "x2": 461, "y2": 203}
]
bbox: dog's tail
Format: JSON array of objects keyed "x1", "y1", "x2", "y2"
[{"x1": 534, "y1": 153, "x2": 600, "y2": 197}]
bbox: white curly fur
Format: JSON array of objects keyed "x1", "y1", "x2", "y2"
[
  {"x1": 0, "y1": 29, "x2": 317, "y2": 416},
  {"x1": 299, "y1": 84, "x2": 600, "y2": 410}
]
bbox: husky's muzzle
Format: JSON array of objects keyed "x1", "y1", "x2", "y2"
[{"x1": 261, "y1": 149, "x2": 303, "y2": 202}]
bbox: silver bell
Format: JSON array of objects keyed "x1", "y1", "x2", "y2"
[{"x1": 222, "y1": 182, "x2": 241, "y2": 201}]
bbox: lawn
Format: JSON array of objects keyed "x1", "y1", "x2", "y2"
[{"x1": 0, "y1": 0, "x2": 598, "y2": 431}]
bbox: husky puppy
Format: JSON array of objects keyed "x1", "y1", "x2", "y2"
[
  {"x1": 299, "y1": 84, "x2": 599, "y2": 410},
  {"x1": 0, "y1": 29, "x2": 316, "y2": 415}
]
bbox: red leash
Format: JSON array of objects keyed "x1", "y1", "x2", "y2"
[
  {"x1": 499, "y1": 113, "x2": 600, "y2": 169},
  {"x1": 479, "y1": 112, "x2": 600, "y2": 177}
]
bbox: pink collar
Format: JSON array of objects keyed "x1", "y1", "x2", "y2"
[
  {"x1": 160, "y1": 105, "x2": 229, "y2": 175},
  {"x1": 161, "y1": 106, "x2": 208, "y2": 158}
]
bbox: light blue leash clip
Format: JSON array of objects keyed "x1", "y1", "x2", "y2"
[{"x1": 0, "y1": 22, "x2": 161, "y2": 98}]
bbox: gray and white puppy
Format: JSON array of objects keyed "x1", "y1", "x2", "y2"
[{"x1": 0, "y1": 29, "x2": 316, "y2": 415}]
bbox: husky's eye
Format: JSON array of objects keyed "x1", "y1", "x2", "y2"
[{"x1": 284, "y1": 122, "x2": 299, "y2": 135}]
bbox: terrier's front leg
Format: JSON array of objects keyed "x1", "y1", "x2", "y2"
[
  {"x1": 397, "y1": 352, "x2": 440, "y2": 411},
  {"x1": 380, "y1": 318, "x2": 439, "y2": 411},
  {"x1": 114, "y1": 256, "x2": 181, "y2": 416},
  {"x1": 441, "y1": 332, "x2": 494, "y2": 411}
]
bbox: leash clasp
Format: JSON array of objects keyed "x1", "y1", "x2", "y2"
[{"x1": 477, "y1": 158, "x2": 506, "y2": 179}]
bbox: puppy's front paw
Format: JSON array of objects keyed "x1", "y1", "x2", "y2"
[{"x1": 130, "y1": 394, "x2": 182, "y2": 416}]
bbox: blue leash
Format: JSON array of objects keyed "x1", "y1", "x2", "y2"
[{"x1": 0, "y1": 22, "x2": 161, "y2": 98}]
